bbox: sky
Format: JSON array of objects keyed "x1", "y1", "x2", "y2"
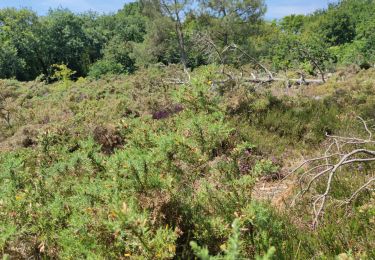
[{"x1": 0, "y1": 0, "x2": 333, "y2": 19}]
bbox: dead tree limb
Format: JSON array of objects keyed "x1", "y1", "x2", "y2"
[
  {"x1": 170, "y1": 33, "x2": 325, "y2": 88},
  {"x1": 226, "y1": 44, "x2": 274, "y2": 80},
  {"x1": 288, "y1": 117, "x2": 375, "y2": 228}
]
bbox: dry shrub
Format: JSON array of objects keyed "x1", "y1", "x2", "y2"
[
  {"x1": 21, "y1": 127, "x2": 39, "y2": 148},
  {"x1": 93, "y1": 125, "x2": 124, "y2": 154}
]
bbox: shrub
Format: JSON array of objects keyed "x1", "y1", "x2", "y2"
[
  {"x1": 51, "y1": 64, "x2": 76, "y2": 88},
  {"x1": 88, "y1": 59, "x2": 124, "y2": 79},
  {"x1": 252, "y1": 159, "x2": 279, "y2": 178},
  {"x1": 1, "y1": 64, "x2": 374, "y2": 258}
]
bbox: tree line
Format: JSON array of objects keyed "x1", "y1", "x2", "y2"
[{"x1": 0, "y1": 0, "x2": 374, "y2": 81}]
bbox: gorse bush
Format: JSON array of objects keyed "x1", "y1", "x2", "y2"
[
  {"x1": 51, "y1": 64, "x2": 76, "y2": 88},
  {"x1": 0, "y1": 71, "x2": 252, "y2": 258},
  {"x1": 0, "y1": 65, "x2": 375, "y2": 258},
  {"x1": 1, "y1": 0, "x2": 375, "y2": 256}
]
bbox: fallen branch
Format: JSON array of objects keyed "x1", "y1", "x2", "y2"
[
  {"x1": 288, "y1": 117, "x2": 375, "y2": 228},
  {"x1": 242, "y1": 76, "x2": 323, "y2": 84},
  {"x1": 213, "y1": 76, "x2": 324, "y2": 87}
]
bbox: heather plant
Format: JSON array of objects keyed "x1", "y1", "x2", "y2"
[
  {"x1": 246, "y1": 95, "x2": 340, "y2": 144},
  {"x1": 1, "y1": 63, "x2": 375, "y2": 259}
]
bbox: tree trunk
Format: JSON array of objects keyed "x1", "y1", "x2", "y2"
[{"x1": 173, "y1": 0, "x2": 188, "y2": 70}]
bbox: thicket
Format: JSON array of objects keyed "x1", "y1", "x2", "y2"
[{"x1": 0, "y1": 65, "x2": 374, "y2": 258}]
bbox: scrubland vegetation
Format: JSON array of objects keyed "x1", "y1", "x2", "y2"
[{"x1": 1, "y1": 0, "x2": 375, "y2": 259}]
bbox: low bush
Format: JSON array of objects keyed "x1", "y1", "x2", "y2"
[{"x1": 0, "y1": 65, "x2": 374, "y2": 258}]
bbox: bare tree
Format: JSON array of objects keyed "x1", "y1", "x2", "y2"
[
  {"x1": 287, "y1": 117, "x2": 375, "y2": 228},
  {"x1": 165, "y1": 32, "x2": 327, "y2": 87}
]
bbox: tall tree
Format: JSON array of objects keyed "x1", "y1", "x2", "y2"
[
  {"x1": 0, "y1": 8, "x2": 41, "y2": 80},
  {"x1": 39, "y1": 9, "x2": 90, "y2": 77},
  {"x1": 199, "y1": 0, "x2": 266, "y2": 47},
  {"x1": 88, "y1": 2, "x2": 148, "y2": 76},
  {"x1": 141, "y1": 0, "x2": 190, "y2": 69},
  {"x1": 0, "y1": 41, "x2": 25, "y2": 79}
]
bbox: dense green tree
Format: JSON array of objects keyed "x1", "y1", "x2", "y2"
[
  {"x1": 140, "y1": 0, "x2": 190, "y2": 69},
  {"x1": 199, "y1": 0, "x2": 266, "y2": 47},
  {"x1": 88, "y1": 2, "x2": 148, "y2": 77},
  {"x1": 115, "y1": 2, "x2": 147, "y2": 42},
  {"x1": 0, "y1": 8, "x2": 40, "y2": 80},
  {"x1": 79, "y1": 12, "x2": 110, "y2": 66},
  {"x1": 318, "y1": 7, "x2": 355, "y2": 46},
  {"x1": 280, "y1": 14, "x2": 305, "y2": 34},
  {"x1": 39, "y1": 9, "x2": 91, "y2": 77},
  {"x1": 0, "y1": 41, "x2": 25, "y2": 78},
  {"x1": 88, "y1": 59, "x2": 124, "y2": 79},
  {"x1": 267, "y1": 31, "x2": 333, "y2": 80},
  {"x1": 0, "y1": 0, "x2": 375, "y2": 81},
  {"x1": 132, "y1": 16, "x2": 180, "y2": 67},
  {"x1": 100, "y1": 37, "x2": 136, "y2": 73}
]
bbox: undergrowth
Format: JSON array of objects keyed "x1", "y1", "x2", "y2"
[{"x1": 0, "y1": 65, "x2": 374, "y2": 258}]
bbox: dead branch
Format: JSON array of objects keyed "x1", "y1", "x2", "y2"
[
  {"x1": 243, "y1": 76, "x2": 323, "y2": 84},
  {"x1": 288, "y1": 117, "x2": 375, "y2": 229},
  {"x1": 343, "y1": 177, "x2": 375, "y2": 205},
  {"x1": 192, "y1": 33, "x2": 325, "y2": 89},
  {"x1": 226, "y1": 44, "x2": 274, "y2": 80}
]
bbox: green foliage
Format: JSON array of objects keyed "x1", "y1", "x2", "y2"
[
  {"x1": 1, "y1": 64, "x2": 375, "y2": 258},
  {"x1": 252, "y1": 159, "x2": 279, "y2": 177},
  {"x1": 0, "y1": 70, "x2": 253, "y2": 258},
  {"x1": 317, "y1": 6, "x2": 356, "y2": 46},
  {"x1": 280, "y1": 14, "x2": 305, "y2": 34},
  {"x1": 40, "y1": 9, "x2": 92, "y2": 77},
  {"x1": 51, "y1": 64, "x2": 76, "y2": 87},
  {"x1": 0, "y1": 8, "x2": 39, "y2": 80},
  {"x1": 132, "y1": 16, "x2": 180, "y2": 68},
  {"x1": 239, "y1": 93, "x2": 340, "y2": 145},
  {"x1": 1, "y1": 0, "x2": 375, "y2": 81},
  {"x1": 269, "y1": 32, "x2": 333, "y2": 77},
  {"x1": 190, "y1": 218, "x2": 243, "y2": 260},
  {"x1": 1, "y1": 0, "x2": 375, "y2": 257},
  {"x1": 199, "y1": 0, "x2": 266, "y2": 47},
  {"x1": 0, "y1": 41, "x2": 25, "y2": 79},
  {"x1": 88, "y1": 59, "x2": 124, "y2": 79}
]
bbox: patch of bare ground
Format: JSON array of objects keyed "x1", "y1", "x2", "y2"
[
  {"x1": 251, "y1": 147, "x2": 323, "y2": 209},
  {"x1": 252, "y1": 166, "x2": 297, "y2": 210},
  {"x1": 252, "y1": 178, "x2": 295, "y2": 208}
]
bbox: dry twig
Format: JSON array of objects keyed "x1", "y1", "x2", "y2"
[{"x1": 288, "y1": 117, "x2": 375, "y2": 228}]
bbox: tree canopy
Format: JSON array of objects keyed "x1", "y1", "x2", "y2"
[{"x1": 0, "y1": 0, "x2": 374, "y2": 80}]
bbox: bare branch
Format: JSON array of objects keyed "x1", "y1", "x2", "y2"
[
  {"x1": 286, "y1": 117, "x2": 375, "y2": 228},
  {"x1": 343, "y1": 177, "x2": 375, "y2": 205}
]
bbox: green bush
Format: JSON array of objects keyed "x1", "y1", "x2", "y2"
[
  {"x1": 88, "y1": 59, "x2": 124, "y2": 79},
  {"x1": 0, "y1": 65, "x2": 374, "y2": 258}
]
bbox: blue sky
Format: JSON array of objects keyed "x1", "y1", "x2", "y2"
[{"x1": 0, "y1": 0, "x2": 333, "y2": 19}]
